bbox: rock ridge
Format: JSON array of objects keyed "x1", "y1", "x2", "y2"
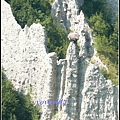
[{"x1": 1, "y1": 0, "x2": 118, "y2": 120}]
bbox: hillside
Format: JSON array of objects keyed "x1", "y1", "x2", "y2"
[
  {"x1": 5, "y1": 0, "x2": 118, "y2": 85},
  {"x1": 2, "y1": 0, "x2": 118, "y2": 120}
]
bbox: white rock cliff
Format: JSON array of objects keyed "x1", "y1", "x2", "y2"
[{"x1": 1, "y1": 0, "x2": 118, "y2": 120}]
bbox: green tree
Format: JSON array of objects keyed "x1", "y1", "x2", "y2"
[
  {"x1": 81, "y1": 0, "x2": 112, "y2": 23},
  {"x1": 8, "y1": 0, "x2": 51, "y2": 28},
  {"x1": 109, "y1": 14, "x2": 118, "y2": 50},
  {"x1": 41, "y1": 15, "x2": 69, "y2": 59},
  {"x1": 2, "y1": 71, "x2": 40, "y2": 120},
  {"x1": 88, "y1": 13, "x2": 110, "y2": 37}
]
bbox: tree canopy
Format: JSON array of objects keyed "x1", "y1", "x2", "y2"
[{"x1": 2, "y1": 70, "x2": 40, "y2": 120}]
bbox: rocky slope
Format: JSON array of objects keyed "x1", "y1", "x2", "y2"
[{"x1": 1, "y1": 0, "x2": 118, "y2": 120}]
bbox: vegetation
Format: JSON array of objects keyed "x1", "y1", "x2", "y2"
[
  {"x1": 41, "y1": 15, "x2": 69, "y2": 59},
  {"x1": 2, "y1": 70, "x2": 41, "y2": 120},
  {"x1": 81, "y1": 0, "x2": 118, "y2": 85}
]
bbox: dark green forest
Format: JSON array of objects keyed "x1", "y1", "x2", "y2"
[{"x1": 2, "y1": 70, "x2": 41, "y2": 120}]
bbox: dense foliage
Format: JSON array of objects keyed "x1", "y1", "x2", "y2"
[
  {"x1": 2, "y1": 71, "x2": 40, "y2": 120},
  {"x1": 41, "y1": 15, "x2": 69, "y2": 59},
  {"x1": 82, "y1": 0, "x2": 118, "y2": 85},
  {"x1": 5, "y1": 0, "x2": 69, "y2": 59},
  {"x1": 81, "y1": 0, "x2": 112, "y2": 23}
]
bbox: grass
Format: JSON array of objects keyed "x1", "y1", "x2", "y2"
[{"x1": 98, "y1": 53, "x2": 118, "y2": 86}]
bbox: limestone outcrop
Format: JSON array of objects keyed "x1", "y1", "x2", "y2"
[
  {"x1": 52, "y1": 0, "x2": 118, "y2": 29},
  {"x1": 52, "y1": 0, "x2": 117, "y2": 70},
  {"x1": 1, "y1": 0, "x2": 118, "y2": 120},
  {"x1": 1, "y1": 0, "x2": 57, "y2": 107},
  {"x1": 68, "y1": 32, "x2": 80, "y2": 42}
]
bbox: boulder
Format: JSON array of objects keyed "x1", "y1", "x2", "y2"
[{"x1": 68, "y1": 32, "x2": 79, "y2": 42}]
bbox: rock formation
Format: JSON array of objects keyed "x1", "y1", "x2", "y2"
[
  {"x1": 68, "y1": 32, "x2": 80, "y2": 42},
  {"x1": 1, "y1": 0, "x2": 118, "y2": 120},
  {"x1": 52, "y1": 0, "x2": 118, "y2": 70}
]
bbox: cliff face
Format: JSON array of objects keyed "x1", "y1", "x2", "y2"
[
  {"x1": 52, "y1": 0, "x2": 118, "y2": 28},
  {"x1": 1, "y1": 0, "x2": 118, "y2": 120},
  {"x1": 2, "y1": 0, "x2": 57, "y2": 104}
]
